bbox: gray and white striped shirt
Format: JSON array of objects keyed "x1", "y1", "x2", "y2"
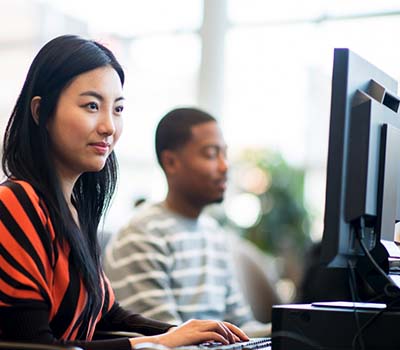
[{"x1": 103, "y1": 202, "x2": 254, "y2": 327}]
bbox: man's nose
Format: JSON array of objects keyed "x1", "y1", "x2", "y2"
[{"x1": 218, "y1": 154, "x2": 228, "y2": 173}]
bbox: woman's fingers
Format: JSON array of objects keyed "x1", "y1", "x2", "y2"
[
  {"x1": 233, "y1": 334, "x2": 241, "y2": 342},
  {"x1": 197, "y1": 320, "x2": 248, "y2": 344},
  {"x1": 217, "y1": 322, "x2": 236, "y2": 343},
  {"x1": 202, "y1": 332, "x2": 230, "y2": 345},
  {"x1": 198, "y1": 320, "x2": 249, "y2": 344},
  {"x1": 223, "y1": 322, "x2": 250, "y2": 341},
  {"x1": 157, "y1": 319, "x2": 250, "y2": 348}
]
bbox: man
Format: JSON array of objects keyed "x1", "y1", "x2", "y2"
[{"x1": 104, "y1": 107, "x2": 270, "y2": 335}]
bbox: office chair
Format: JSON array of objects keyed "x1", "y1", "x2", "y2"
[{"x1": 229, "y1": 234, "x2": 282, "y2": 323}]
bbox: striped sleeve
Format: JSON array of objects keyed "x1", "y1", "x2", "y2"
[
  {"x1": 103, "y1": 222, "x2": 181, "y2": 324},
  {"x1": 0, "y1": 180, "x2": 54, "y2": 308}
]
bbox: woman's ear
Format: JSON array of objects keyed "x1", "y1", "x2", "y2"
[{"x1": 30, "y1": 96, "x2": 41, "y2": 125}]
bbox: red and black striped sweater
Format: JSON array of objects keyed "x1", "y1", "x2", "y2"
[{"x1": 0, "y1": 180, "x2": 172, "y2": 350}]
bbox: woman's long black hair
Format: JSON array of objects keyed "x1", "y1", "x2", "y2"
[{"x1": 2, "y1": 35, "x2": 125, "y2": 320}]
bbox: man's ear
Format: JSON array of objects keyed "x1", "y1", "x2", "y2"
[
  {"x1": 30, "y1": 96, "x2": 41, "y2": 125},
  {"x1": 161, "y1": 150, "x2": 179, "y2": 176}
]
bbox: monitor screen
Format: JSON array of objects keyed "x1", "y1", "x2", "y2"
[{"x1": 320, "y1": 48, "x2": 400, "y2": 300}]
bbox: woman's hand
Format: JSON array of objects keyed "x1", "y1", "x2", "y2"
[
  {"x1": 130, "y1": 319, "x2": 249, "y2": 349},
  {"x1": 157, "y1": 319, "x2": 249, "y2": 348}
]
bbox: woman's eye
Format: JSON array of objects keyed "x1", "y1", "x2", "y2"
[
  {"x1": 86, "y1": 102, "x2": 98, "y2": 111},
  {"x1": 115, "y1": 105, "x2": 124, "y2": 114}
]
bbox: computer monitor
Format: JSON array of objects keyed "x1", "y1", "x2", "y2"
[{"x1": 320, "y1": 48, "x2": 400, "y2": 300}]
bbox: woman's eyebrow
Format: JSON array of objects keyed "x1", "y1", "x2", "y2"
[
  {"x1": 79, "y1": 91, "x2": 125, "y2": 102},
  {"x1": 80, "y1": 91, "x2": 103, "y2": 101}
]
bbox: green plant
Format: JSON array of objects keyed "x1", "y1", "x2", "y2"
[{"x1": 230, "y1": 148, "x2": 312, "y2": 257}]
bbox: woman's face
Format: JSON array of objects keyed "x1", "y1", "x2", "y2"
[{"x1": 47, "y1": 66, "x2": 124, "y2": 181}]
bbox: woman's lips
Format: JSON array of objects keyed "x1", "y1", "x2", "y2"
[{"x1": 89, "y1": 142, "x2": 110, "y2": 155}]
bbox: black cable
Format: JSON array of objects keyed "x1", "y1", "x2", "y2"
[
  {"x1": 356, "y1": 218, "x2": 400, "y2": 298},
  {"x1": 348, "y1": 259, "x2": 365, "y2": 350},
  {"x1": 349, "y1": 219, "x2": 400, "y2": 348},
  {"x1": 366, "y1": 292, "x2": 387, "y2": 303},
  {"x1": 350, "y1": 297, "x2": 400, "y2": 350}
]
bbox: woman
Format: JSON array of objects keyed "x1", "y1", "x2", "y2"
[{"x1": 0, "y1": 35, "x2": 248, "y2": 350}]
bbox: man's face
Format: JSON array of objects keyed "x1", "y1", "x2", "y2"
[{"x1": 169, "y1": 121, "x2": 228, "y2": 206}]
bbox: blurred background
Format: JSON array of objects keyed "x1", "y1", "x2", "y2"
[{"x1": 2, "y1": 0, "x2": 400, "y2": 304}]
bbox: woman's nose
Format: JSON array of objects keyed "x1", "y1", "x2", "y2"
[{"x1": 98, "y1": 110, "x2": 116, "y2": 136}]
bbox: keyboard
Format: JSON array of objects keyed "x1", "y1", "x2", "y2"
[{"x1": 177, "y1": 337, "x2": 271, "y2": 350}]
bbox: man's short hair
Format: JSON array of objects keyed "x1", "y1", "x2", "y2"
[{"x1": 155, "y1": 107, "x2": 216, "y2": 168}]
